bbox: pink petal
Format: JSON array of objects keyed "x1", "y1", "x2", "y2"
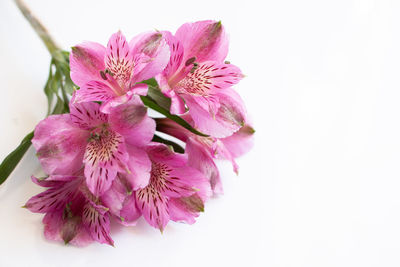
[
  {"x1": 100, "y1": 175, "x2": 126, "y2": 217},
  {"x1": 124, "y1": 145, "x2": 151, "y2": 190},
  {"x1": 32, "y1": 115, "x2": 88, "y2": 175},
  {"x1": 83, "y1": 130, "x2": 129, "y2": 196},
  {"x1": 185, "y1": 138, "x2": 221, "y2": 195},
  {"x1": 146, "y1": 143, "x2": 187, "y2": 167},
  {"x1": 72, "y1": 80, "x2": 117, "y2": 104},
  {"x1": 220, "y1": 124, "x2": 255, "y2": 158},
  {"x1": 69, "y1": 101, "x2": 108, "y2": 130},
  {"x1": 174, "y1": 61, "x2": 243, "y2": 96},
  {"x1": 119, "y1": 194, "x2": 141, "y2": 226},
  {"x1": 109, "y1": 98, "x2": 156, "y2": 147},
  {"x1": 135, "y1": 188, "x2": 170, "y2": 231},
  {"x1": 25, "y1": 177, "x2": 82, "y2": 213},
  {"x1": 175, "y1": 20, "x2": 228, "y2": 63},
  {"x1": 105, "y1": 31, "x2": 135, "y2": 88},
  {"x1": 168, "y1": 193, "x2": 205, "y2": 224},
  {"x1": 155, "y1": 74, "x2": 186, "y2": 115},
  {"x1": 70, "y1": 42, "x2": 106, "y2": 87},
  {"x1": 81, "y1": 202, "x2": 114, "y2": 246},
  {"x1": 154, "y1": 117, "x2": 191, "y2": 142},
  {"x1": 130, "y1": 32, "x2": 171, "y2": 84},
  {"x1": 43, "y1": 208, "x2": 94, "y2": 247},
  {"x1": 102, "y1": 173, "x2": 142, "y2": 226},
  {"x1": 160, "y1": 31, "x2": 184, "y2": 79},
  {"x1": 130, "y1": 83, "x2": 148, "y2": 96},
  {"x1": 165, "y1": 164, "x2": 210, "y2": 199},
  {"x1": 184, "y1": 88, "x2": 246, "y2": 138}
]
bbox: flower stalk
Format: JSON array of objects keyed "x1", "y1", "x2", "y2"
[{"x1": 14, "y1": 0, "x2": 61, "y2": 59}]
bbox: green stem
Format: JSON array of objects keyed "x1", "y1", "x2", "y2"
[{"x1": 14, "y1": 0, "x2": 61, "y2": 59}]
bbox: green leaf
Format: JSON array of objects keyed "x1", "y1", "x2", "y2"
[
  {"x1": 43, "y1": 63, "x2": 55, "y2": 115},
  {"x1": 140, "y1": 95, "x2": 208, "y2": 137},
  {"x1": 52, "y1": 95, "x2": 67, "y2": 114},
  {"x1": 147, "y1": 85, "x2": 172, "y2": 111},
  {"x1": 141, "y1": 78, "x2": 172, "y2": 110},
  {"x1": 152, "y1": 134, "x2": 185, "y2": 153},
  {"x1": 0, "y1": 132, "x2": 34, "y2": 186}
]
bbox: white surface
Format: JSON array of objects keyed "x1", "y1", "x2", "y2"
[{"x1": 1, "y1": 0, "x2": 400, "y2": 266}]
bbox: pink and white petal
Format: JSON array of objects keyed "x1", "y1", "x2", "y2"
[
  {"x1": 186, "y1": 138, "x2": 223, "y2": 195},
  {"x1": 124, "y1": 145, "x2": 151, "y2": 190},
  {"x1": 32, "y1": 115, "x2": 88, "y2": 175},
  {"x1": 220, "y1": 124, "x2": 255, "y2": 158},
  {"x1": 135, "y1": 189, "x2": 170, "y2": 231},
  {"x1": 105, "y1": 31, "x2": 134, "y2": 87},
  {"x1": 82, "y1": 203, "x2": 114, "y2": 246},
  {"x1": 25, "y1": 177, "x2": 82, "y2": 213},
  {"x1": 160, "y1": 31, "x2": 184, "y2": 79},
  {"x1": 73, "y1": 80, "x2": 117, "y2": 104},
  {"x1": 69, "y1": 101, "x2": 108, "y2": 130},
  {"x1": 130, "y1": 32, "x2": 170, "y2": 84},
  {"x1": 175, "y1": 20, "x2": 228, "y2": 63},
  {"x1": 70, "y1": 42, "x2": 106, "y2": 86},
  {"x1": 130, "y1": 83, "x2": 148, "y2": 96},
  {"x1": 175, "y1": 61, "x2": 243, "y2": 96}
]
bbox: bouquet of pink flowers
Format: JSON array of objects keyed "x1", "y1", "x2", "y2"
[{"x1": 1, "y1": 1, "x2": 254, "y2": 246}]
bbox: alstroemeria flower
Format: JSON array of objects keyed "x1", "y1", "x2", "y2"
[
  {"x1": 156, "y1": 117, "x2": 254, "y2": 194},
  {"x1": 24, "y1": 174, "x2": 114, "y2": 246},
  {"x1": 70, "y1": 31, "x2": 170, "y2": 113},
  {"x1": 32, "y1": 97, "x2": 155, "y2": 196},
  {"x1": 156, "y1": 20, "x2": 245, "y2": 138},
  {"x1": 134, "y1": 144, "x2": 211, "y2": 231}
]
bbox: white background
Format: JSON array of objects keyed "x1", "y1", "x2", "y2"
[{"x1": 1, "y1": 0, "x2": 400, "y2": 266}]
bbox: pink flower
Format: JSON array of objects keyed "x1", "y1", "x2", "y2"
[
  {"x1": 156, "y1": 20, "x2": 246, "y2": 137},
  {"x1": 24, "y1": 174, "x2": 114, "y2": 246},
  {"x1": 70, "y1": 31, "x2": 170, "y2": 113},
  {"x1": 32, "y1": 98, "x2": 154, "y2": 196},
  {"x1": 134, "y1": 144, "x2": 211, "y2": 231},
  {"x1": 156, "y1": 117, "x2": 254, "y2": 194}
]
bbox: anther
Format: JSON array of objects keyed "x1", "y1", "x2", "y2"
[
  {"x1": 190, "y1": 62, "x2": 199, "y2": 73},
  {"x1": 100, "y1": 70, "x2": 107, "y2": 80},
  {"x1": 185, "y1": 57, "x2": 196, "y2": 66},
  {"x1": 224, "y1": 61, "x2": 230, "y2": 64}
]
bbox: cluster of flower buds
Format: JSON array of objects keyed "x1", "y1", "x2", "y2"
[{"x1": 24, "y1": 20, "x2": 254, "y2": 246}]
